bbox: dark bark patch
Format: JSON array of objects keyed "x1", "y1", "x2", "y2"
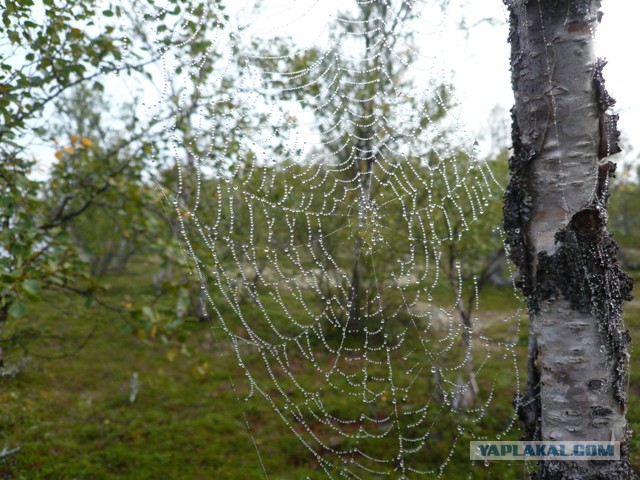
[
  {"x1": 594, "y1": 58, "x2": 616, "y2": 111},
  {"x1": 596, "y1": 161, "x2": 616, "y2": 203},
  {"x1": 571, "y1": 208, "x2": 601, "y2": 238},
  {"x1": 594, "y1": 58, "x2": 621, "y2": 159},
  {"x1": 514, "y1": 389, "x2": 540, "y2": 441},
  {"x1": 598, "y1": 113, "x2": 621, "y2": 160},
  {"x1": 587, "y1": 378, "x2": 604, "y2": 391},
  {"x1": 534, "y1": 208, "x2": 633, "y2": 404},
  {"x1": 567, "y1": 0, "x2": 599, "y2": 22},
  {"x1": 591, "y1": 405, "x2": 613, "y2": 418},
  {"x1": 567, "y1": 22, "x2": 591, "y2": 34},
  {"x1": 503, "y1": 110, "x2": 534, "y2": 296},
  {"x1": 590, "y1": 406, "x2": 614, "y2": 428}
]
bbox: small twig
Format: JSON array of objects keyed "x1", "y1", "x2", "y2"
[
  {"x1": 129, "y1": 372, "x2": 140, "y2": 403},
  {"x1": 0, "y1": 444, "x2": 21, "y2": 462}
]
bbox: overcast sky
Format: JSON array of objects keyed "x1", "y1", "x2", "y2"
[
  {"x1": 30, "y1": 1, "x2": 638, "y2": 176},
  {"x1": 229, "y1": 0, "x2": 639, "y2": 162}
]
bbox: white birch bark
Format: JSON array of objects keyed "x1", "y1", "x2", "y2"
[{"x1": 503, "y1": 0, "x2": 636, "y2": 477}]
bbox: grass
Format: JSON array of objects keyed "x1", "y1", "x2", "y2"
[{"x1": 1, "y1": 267, "x2": 640, "y2": 479}]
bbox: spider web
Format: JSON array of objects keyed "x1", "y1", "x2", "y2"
[{"x1": 143, "y1": 0, "x2": 524, "y2": 477}]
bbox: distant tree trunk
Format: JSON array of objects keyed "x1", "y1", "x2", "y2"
[
  {"x1": 504, "y1": 1, "x2": 636, "y2": 478},
  {"x1": 347, "y1": 148, "x2": 373, "y2": 330},
  {"x1": 448, "y1": 230, "x2": 479, "y2": 406}
]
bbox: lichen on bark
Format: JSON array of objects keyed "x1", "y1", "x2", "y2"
[{"x1": 535, "y1": 206, "x2": 633, "y2": 404}]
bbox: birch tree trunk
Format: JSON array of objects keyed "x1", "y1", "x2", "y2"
[{"x1": 503, "y1": 0, "x2": 637, "y2": 478}]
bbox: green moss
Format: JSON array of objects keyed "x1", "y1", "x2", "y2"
[{"x1": 1, "y1": 272, "x2": 639, "y2": 479}]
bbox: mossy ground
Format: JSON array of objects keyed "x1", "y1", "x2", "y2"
[{"x1": 1, "y1": 271, "x2": 639, "y2": 479}]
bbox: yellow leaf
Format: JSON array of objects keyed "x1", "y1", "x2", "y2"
[
  {"x1": 150, "y1": 325, "x2": 157, "y2": 339},
  {"x1": 192, "y1": 362, "x2": 209, "y2": 376},
  {"x1": 167, "y1": 348, "x2": 178, "y2": 362},
  {"x1": 70, "y1": 134, "x2": 79, "y2": 143},
  {"x1": 81, "y1": 137, "x2": 93, "y2": 148}
]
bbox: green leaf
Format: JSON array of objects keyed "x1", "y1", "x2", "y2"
[
  {"x1": 22, "y1": 279, "x2": 40, "y2": 295},
  {"x1": 8, "y1": 300, "x2": 26, "y2": 319},
  {"x1": 142, "y1": 305, "x2": 156, "y2": 323}
]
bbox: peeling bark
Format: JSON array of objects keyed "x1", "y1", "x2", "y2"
[{"x1": 504, "y1": 0, "x2": 636, "y2": 478}]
